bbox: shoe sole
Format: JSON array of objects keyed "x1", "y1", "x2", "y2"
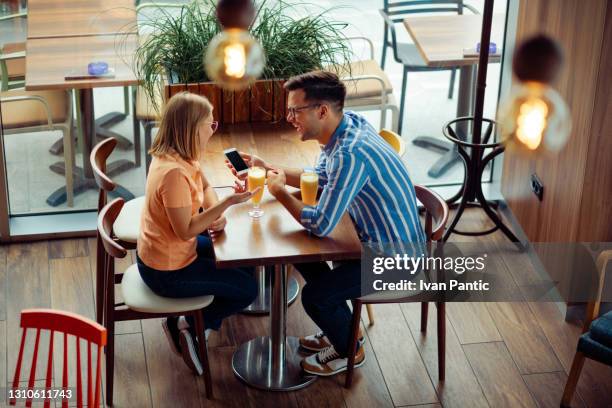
[
  {"x1": 161, "y1": 320, "x2": 181, "y2": 356},
  {"x1": 178, "y1": 329, "x2": 204, "y2": 376},
  {"x1": 302, "y1": 355, "x2": 366, "y2": 377}
]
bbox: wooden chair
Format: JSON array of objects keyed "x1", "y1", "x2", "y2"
[
  {"x1": 561, "y1": 250, "x2": 612, "y2": 407},
  {"x1": 10, "y1": 308, "x2": 106, "y2": 408},
  {"x1": 338, "y1": 37, "x2": 400, "y2": 132},
  {"x1": 98, "y1": 198, "x2": 215, "y2": 405},
  {"x1": 345, "y1": 184, "x2": 449, "y2": 387},
  {"x1": 380, "y1": 0, "x2": 477, "y2": 133},
  {"x1": 363, "y1": 129, "x2": 408, "y2": 326},
  {"x1": 91, "y1": 137, "x2": 145, "y2": 325}
]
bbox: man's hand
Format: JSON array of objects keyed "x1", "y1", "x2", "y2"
[
  {"x1": 267, "y1": 168, "x2": 287, "y2": 197},
  {"x1": 225, "y1": 152, "x2": 268, "y2": 180}
]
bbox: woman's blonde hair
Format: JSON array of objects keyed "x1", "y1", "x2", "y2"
[{"x1": 149, "y1": 92, "x2": 213, "y2": 161}]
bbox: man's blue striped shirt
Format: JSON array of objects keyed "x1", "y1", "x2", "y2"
[{"x1": 300, "y1": 111, "x2": 426, "y2": 246}]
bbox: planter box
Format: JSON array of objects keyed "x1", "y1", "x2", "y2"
[{"x1": 164, "y1": 79, "x2": 287, "y2": 125}]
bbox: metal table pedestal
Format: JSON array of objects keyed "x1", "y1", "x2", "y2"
[
  {"x1": 242, "y1": 265, "x2": 300, "y2": 314},
  {"x1": 232, "y1": 264, "x2": 317, "y2": 390}
]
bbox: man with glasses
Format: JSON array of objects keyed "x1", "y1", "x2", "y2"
[{"x1": 227, "y1": 70, "x2": 425, "y2": 377}]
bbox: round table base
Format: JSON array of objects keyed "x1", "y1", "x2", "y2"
[
  {"x1": 232, "y1": 336, "x2": 317, "y2": 391},
  {"x1": 242, "y1": 276, "x2": 300, "y2": 314}
]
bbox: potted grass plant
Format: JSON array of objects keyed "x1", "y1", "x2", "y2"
[{"x1": 132, "y1": 0, "x2": 353, "y2": 124}]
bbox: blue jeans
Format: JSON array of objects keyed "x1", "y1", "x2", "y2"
[
  {"x1": 293, "y1": 260, "x2": 361, "y2": 357},
  {"x1": 137, "y1": 235, "x2": 257, "y2": 331}
]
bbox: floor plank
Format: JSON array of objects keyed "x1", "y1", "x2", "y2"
[
  {"x1": 49, "y1": 256, "x2": 96, "y2": 388},
  {"x1": 341, "y1": 320, "x2": 396, "y2": 408},
  {"x1": 112, "y1": 333, "x2": 152, "y2": 408},
  {"x1": 141, "y1": 318, "x2": 203, "y2": 408},
  {"x1": 463, "y1": 342, "x2": 537, "y2": 408},
  {"x1": 446, "y1": 302, "x2": 502, "y2": 344},
  {"x1": 401, "y1": 303, "x2": 488, "y2": 408},
  {"x1": 48, "y1": 239, "x2": 89, "y2": 259},
  {"x1": 365, "y1": 303, "x2": 438, "y2": 406},
  {"x1": 527, "y1": 301, "x2": 612, "y2": 407},
  {"x1": 0, "y1": 320, "x2": 6, "y2": 387},
  {"x1": 486, "y1": 302, "x2": 563, "y2": 374},
  {"x1": 0, "y1": 245, "x2": 6, "y2": 321},
  {"x1": 6, "y1": 242, "x2": 51, "y2": 382},
  {"x1": 523, "y1": 372, "x2": 587, "y2": 408}
]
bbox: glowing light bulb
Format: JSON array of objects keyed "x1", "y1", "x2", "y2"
[
  {"x1": 224, "y1": 43, "x2": 246, "y2": 78},
  {"x1": 204, "y1": 28, "x2": 265, "y2": 91},
  {"x1": 498, "y1": 82, "x2": 571, "y2": 154}
]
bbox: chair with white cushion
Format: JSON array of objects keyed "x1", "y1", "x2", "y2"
[
  {"x1": 91, "y1": 137, "x2": 145, "y2": 326},
  {"x1": 99, "y1": 198, "x2": 214, "y2": 406},
  {"x1": 336, "y1": 37, "x2": 400, "y2": 132}
]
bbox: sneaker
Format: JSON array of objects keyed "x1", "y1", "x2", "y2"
[
  {"x1": 299, "y1": 330, "x2": 365, "y2": 352},
  {"x1": 161, "y1": 317, "x2": 181, "y2": 355},
  {"x1": 178, "y1": 329, "x2": 204, "y2": 376},
  {"x1": 301, "y1": 345, "x2": 366, "y2": 376}
]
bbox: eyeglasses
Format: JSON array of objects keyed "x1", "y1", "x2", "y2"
[
  {"x1": 286, "y1": 103, "x2": 321, "y2": 119},
  {"x1": 204, "y1": 120, "x2": 219, "y2": 133}
]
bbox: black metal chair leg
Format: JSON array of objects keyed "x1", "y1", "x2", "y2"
[
  {"x1": 381, "y1": 25, "x2": 388, "y2": 69},
  {"x1": 398, "y1": 67, "x2": 408, "y2": 134}
]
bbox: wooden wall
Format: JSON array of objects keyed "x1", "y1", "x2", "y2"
[{"x1": 501, "y1": 0, "x2": 612, "y2": 242}]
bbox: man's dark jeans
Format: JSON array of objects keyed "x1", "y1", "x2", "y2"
[
  {"x1": 137, "y1": 235, "x2": 257, "y2": 331},
  {"x1": 293, "y1": 260, "x2": 361, "y2": 357}
]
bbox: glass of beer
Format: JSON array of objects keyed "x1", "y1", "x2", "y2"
[
  {"x1": 247, "y1": 166, "x2": 266, "y2": 218},
  {"x1": 300, "y1": 170, "x2": 319, "y2": 206}
]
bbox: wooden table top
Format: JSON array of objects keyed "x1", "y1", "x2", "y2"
[
  {"x1": 27, "y1": 0, "x2": 137, "y2": 38},
  {"x1": 25, "y1": 34, "x2": 138, "y2": 90},
  {"x1": 403, "y1": 13, "x2": 505, "y2": 68},
  {"x1": 212, "y1": 188, "x2": 362, "y2": 268}
]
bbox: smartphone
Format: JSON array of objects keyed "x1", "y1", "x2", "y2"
[{"x1": 224, "y1": 148, "x2": 249, "y2": 175}]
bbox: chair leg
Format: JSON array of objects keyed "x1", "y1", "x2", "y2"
[
  {"x1": 381, "y1": 26, "x2": 388, "y2": 69},
  {"x1": 132, "y1": 88, "x2": 141, "y2": 168},
  {"x1": 194, "y1": 311, "x2": 213, "y2": 399},
  {"x1": 345, "y1": 300, "x2": 363, "y2": 388},
  {"x1": 95, "y1": 237, "x2": 104, "y2": 325},
  {"x1": 144, "y1": 122, "x2": 155, "y2": 175},
  {"x1": 421, "y1": 302, "x2": 428, "y2": 332},
  {"x1": 62, "y1": 125, "x2": 74, "y2": 207},
  {"x1": 436, "y1": 301, "x2": 446, "y2": 381},
  {"x1": 398, "y1": 67, "x2": 408, "y2": 135},
  {"x1": 366, "y1": 304, "x2": 375, "y2": 326},
  {"x1": 561, "y1": 351, "x2": 586, "y2": 408},
  {"x1": 448, "y1": 68, "x2": 456, "y2": 99},
  {"x1": 105, "y1": 307, "x2": 114, "y2": 406}
]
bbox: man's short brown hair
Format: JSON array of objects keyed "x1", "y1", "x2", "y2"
[{"x1": 284, "y1": 70, "x2": 346, "y2": 112}]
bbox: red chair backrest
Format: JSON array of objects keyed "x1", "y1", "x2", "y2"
[{"x1": 10, "y1": 309, "x2": 107, "y2": 408}]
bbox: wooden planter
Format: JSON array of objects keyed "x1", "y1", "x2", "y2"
[{"x1": 164, "y1": 79, "x2": 287, "y2": 125}]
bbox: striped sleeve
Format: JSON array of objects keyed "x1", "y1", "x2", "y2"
[
  {"x1": 300, "y1": 150, "x2": 368, "y2": 237},
  {"x1": 314, "y1": 153, "x2": 328, "y2": 188}
]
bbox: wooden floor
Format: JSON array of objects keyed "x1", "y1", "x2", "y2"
[{"x1": 1, "y1": 209, "x2": 611, "y2": 407}]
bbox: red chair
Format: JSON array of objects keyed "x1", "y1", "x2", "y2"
[{"x1": 10, "y1": 309, "x2": 106, "y2": 408}]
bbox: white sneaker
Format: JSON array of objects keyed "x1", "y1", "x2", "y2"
[{"x1": 301, "y1": 345, "x2": 365, "y2": 376}]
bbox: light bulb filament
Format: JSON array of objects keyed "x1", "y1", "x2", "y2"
[
  {"x1": 224, "y1": 43, "x2": 246, "y2": 78},
  {"x1": 515, "y1": 98, "x2": 548, "y2": 150}
]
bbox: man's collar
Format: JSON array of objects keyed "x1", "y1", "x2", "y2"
[{"x1": 322, "y1": 113, "x2": 347, "y2": 155}]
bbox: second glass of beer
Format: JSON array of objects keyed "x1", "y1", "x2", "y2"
[
  {"x1": 247, "y1": 166, "x2": 266, "y2": 218},
  {"x1": 300, "y1": 171, "x2": 319, "y2": 206}
]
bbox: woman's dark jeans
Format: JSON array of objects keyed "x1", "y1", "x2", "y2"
[{"x1": 137, "y1": 235, "x2": 257, "y2": 331}]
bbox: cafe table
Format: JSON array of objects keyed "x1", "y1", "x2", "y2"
[
  {"x1": 212, "y1": 188, "x2": 362, "y2": 390},
  {"x1": 25, "y1": 34, "x2": 139, "y2": 205},
  {"x1": 403, "y1": 13, "x2": 504, "y2": 179},
  {"x1": 27, "y1": 0, "x2": 138, "y2": 39}
]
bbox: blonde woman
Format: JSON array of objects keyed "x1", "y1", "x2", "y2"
[{"x1": 137, "y1": 92, "x2": 258, "y2": 375}]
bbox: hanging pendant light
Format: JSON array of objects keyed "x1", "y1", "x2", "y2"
[
  {"x1": 204, "y1": 0, "x2": 265, "y2": 91},
  {"x1": 498, "y1": 35, "x2": 571, "y2": 154}
]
